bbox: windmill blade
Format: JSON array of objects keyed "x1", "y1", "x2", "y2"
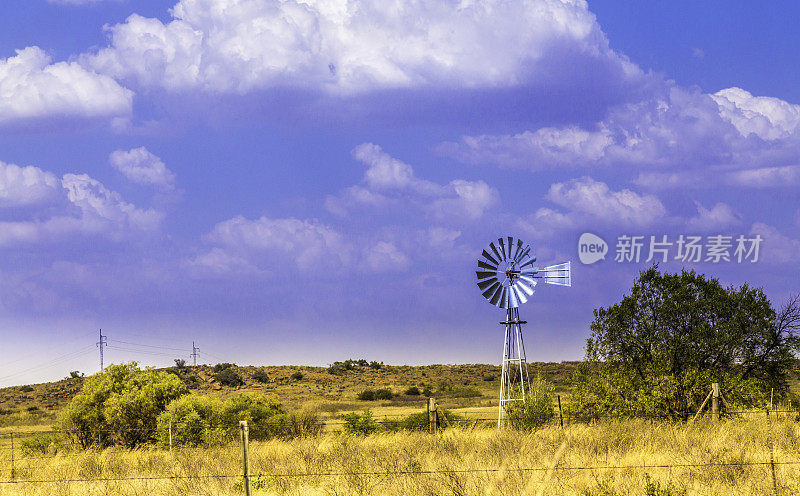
[
  {"x1": 512, "y1": 286, "x2": 528, "y2": 305},
  {"x1": 542, "y1": 261, "x2": 571, "y2": 287},
  {"x1": 478, "y1": 278, "x2": 499, "y2": 291},
  {"x1": 476, "y1": 271, "x2": 497, "y2": 280},
  {"x1": 495, "y1": 287, "x2": 508, "y2": 308},
  {"x1": 520, "y1": 256, "x2": 537, "y2": 269},
  {"x1": 519, "y1": 275, "x2": 538, "y2": 289},
  {"x1": 507, "y1": 237, "x2": 514, "y2": 259},
  {"x1": 477, "y1": 260, "x2": 497, "y2": 271},
  {"x1": 508, "y1": 286, "x2": 519, "y2": 308},
  {"x1": 515, "y1": 243, "x2": 528, "y2": 262},
  {"x1": 481, "y1": 281, "x2": 501, "y2": 298},
  {"x1": 516, "y1": 280, "x2": 535, "y2": 296},
  {"x1": 498, "y1": 238, "x2": 507, "y2": 261},
  {"x1": 481, "y1": 249, "x2": 499, "y2": 266},
  {"x1": 489, "y1": 242, "x2": 504, "y2": 262},
  {"x1": 512, "y1": 239, "x2": 523, "y2": 261},
  {"x1": 489, "y1": 285, "x2": 504, "y2": 306}
]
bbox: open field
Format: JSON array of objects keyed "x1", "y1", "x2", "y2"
[{"x1": 2, "y1": 417, "x2": 799, "y2": 495}]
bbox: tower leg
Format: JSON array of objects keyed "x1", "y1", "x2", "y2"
[{"x1": 498, "y1": 307, "x2": 529, "y2": 428}]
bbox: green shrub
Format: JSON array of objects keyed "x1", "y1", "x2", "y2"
[
  {"x1": 291, "y1": 371, "x2": 304, "y2": 380},
  {"x1": 369, "y1": 361, "x2": 383, "y2": 370},
  {"x1": 375, "y1": 388, "x2": 393, "y2": 400},
  {"x1": 504, "y1": 380, "x2": 555, "y2": 430},
  {"x1": 252, "y1": 369, "x2": 270, "y2": 383},
  {"x1": 20, "y1": 433, "x2": 55, "y2": 456},
  {"x1": 157, "y1": 393, "x2": 295, "y2": 446},
  {"x1": 18, "y1": 385, "x2": 33, "y2": 392},
  {"x1": 422, "y1": 387, "x2": 433, "y2": 396},
  {"x1": 234, "y1": 474, "x2": 272, "y2": 491},
  {"x1": 383, "y1": 409, "x2": 467, "y2": 432},
  {"x1": 404, "y1": 386, "x2": 421, "y2": 396},
  {"x1": 215, "y1": 368, "x2": 244, "y2": 387},
  {"x1": 212, "y1": 363, "x2": 236, "y2": 373},
  {"x1": 483, "y1": 375, "x2": 496, "y2": 382},
  {"x1": 357, "y1": 389, "x2": 376, "y2": 401},
  {"x1": 341, "y1": 410, "x2": 379, "y2": 435},
  {"x1": 57, "y1": 362, "x2": 188, "y2": 448}
]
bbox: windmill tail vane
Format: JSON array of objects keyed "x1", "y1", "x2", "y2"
[{"x1": 475, "y1": 236, "x2": 571, "y2": 428}]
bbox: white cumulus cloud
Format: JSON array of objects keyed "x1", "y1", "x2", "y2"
[
  {"x1": 0, "y1": 159, "x2": 162, "y2": 246},
  {"x1": 326, "y1": 143, "x2": 498, "y2": 221},
  {"x1": 0, "y1": 47, "x2": 133, "y2": 125},
  {"x1": 81, "y1": 0, "x2": 641, "y2": 94},
  {"x1": 109, "y1": 147, "x2": 176, "y2": 190},
  {"x1": 686, "y1": 202, "x2": 740, "y2": 232}
]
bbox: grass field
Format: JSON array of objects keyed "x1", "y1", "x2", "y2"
[{"x1": 1, "y1": 417, "x2": 798, "y2": 495}]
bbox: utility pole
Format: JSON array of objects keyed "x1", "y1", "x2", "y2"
[
  {"x1": 97, "y1": 329, "x2": 107, "y2": 371},
  {"x1": 191, "y1": 341, "x2": 199, "y2": 366}
]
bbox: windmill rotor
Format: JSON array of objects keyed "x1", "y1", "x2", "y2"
[{"x1": 475, "y1": 236, "x2": 571, "y2": 309}]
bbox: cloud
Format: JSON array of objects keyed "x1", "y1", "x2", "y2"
[
  {"x1": 0, "y1": 160, "x2": 63, "y2": 208},
  {"x1": 81, "y1": 0, "x2": 642, "y2": 95},
  {"x1": 0, "y1": 159, "x2": 162, "y2": 246},
  {"x1": 711, "y1": 87, "x2": 800, "y2": 140},
  {"x1": 686, "y1": 202, "x2": 740, "y2": 232},
  {"x1": 0, "y1": 47, "x2": 132, "y2": 125},
  {"x1": 326, "y1": 143, "x2": 498, "y2": 221},
  {"x1": 517, "y1": 177, "x2": 666, "y2": 240},
  {"x1": 109, "y1": 147, "x2": 176, "y2": 190},
  {"x1": 546, "y1": 177, "x2": 666, "y2": 225},
  {"x1": 440, "y1": 85, "x2": 800, "y2": 187},
  {"x1": 749, "y1": 222, "x2": 800, "y2": 264},
  {"x1": 192, "y1": 214, "x2": 408, "y2": 275}
]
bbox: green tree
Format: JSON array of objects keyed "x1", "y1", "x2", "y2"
[
  {"x1": 505, "y1": 379, "x2": 556, "y2": 430},
  {"x1": 58, "y1": 362, "x2": 188, "y2": 448},
  {"x1": 573, "y1": 268, "x2": 800, "y2": 419}
]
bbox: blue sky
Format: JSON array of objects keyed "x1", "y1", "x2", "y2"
[{"x1": 1, "y1": 0, "x2": 799, "y2": 386}]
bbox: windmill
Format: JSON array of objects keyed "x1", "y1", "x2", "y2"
[{"x1": 475, "y1": 236, "x2": 571, "y2": 427}]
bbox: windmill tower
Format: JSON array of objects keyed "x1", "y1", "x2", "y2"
[{"x1": 475, "y1": 237, "x2": 571, "y2": 427}]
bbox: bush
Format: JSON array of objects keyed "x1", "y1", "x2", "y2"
[
  {"x1": 58, "y1": 362, "x2": 188, "y2": 448},
  {"x1": 504, "y1": 380, "x2": 555, "y2": 430},
  {"x1": 375, "y1": 388, "x2": 393, "y2": 400},
  {"x1": 383, "y1": 409, "x2": 467, "y2": 432},
  {"x1": 156, "y1": 393, "x2": 296, "y2": 446},
  {"x1": 69, "y1": 371, "x2": 83, "y2": 379},
  {"x1": 404, "y1": 386, "x2": 421, "y2": 396},
  {"x1": 20, "y1": 433, "x2": 55, "y2": 456},
  {"x1": 357, "y1": 390, "x2": 376, "y2": 401},
  {"x1": 422, "y1": 387, "x2": 433, "y2": 396},
  {"x1": 212, "y1": 363, "x2": 236, "y2": 373},
  {"x1": 369, "y1": 361, "x2": 383, "y2": 370},
  {"x1": 291, "y1": 371, "x2": 304, "y2": 380},
  {"x1": 252, "y1": 369, "x2": 270, "y2": 383},
  {"x1": 215, "y1": 368, "x2": 244, "y2": 387},
  {"x1": 18, "y1": 385, "x2": 33, "y2": 392},
  {"x1": 483, "y1": 375, "x2": 496, "y2": 382},
  {"x1": 341, "y1": 410, "x2": 379, "y2": 435},
  {"x1": 174, "y1": 359, "x2": 186, "y2": 369}
]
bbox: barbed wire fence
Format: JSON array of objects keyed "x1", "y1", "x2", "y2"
[{"x1": 0, "y1": 399, "x2": 797, "y2": 492}]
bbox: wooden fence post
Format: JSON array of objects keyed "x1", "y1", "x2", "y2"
[
  {"x1": 240, "y1": 420, "x2": 251, "y2": 496},
  {"x1": 9, "y1": 432, "x2": 14, "y2": 480},
  {"x1": 711, "y1": 383, "x2": 720, "y2": 421},
  {"x1": 428, "y1": 398, "x2": 437, "y2": 433},
  {"x1": 557, "y1": 395, "x2": 564, "y2": 428}
]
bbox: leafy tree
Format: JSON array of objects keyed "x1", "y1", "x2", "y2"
[
  {"x1": 252, "y1": 369, "x2": 270, "y2": 383},
  {"x1": 58, "y1": 362, "x2": 188, "y2": 448},
  {"x1": 572, "y1": 267, "x2": 800, "y2": 419},
  {"x1": 174, "y1": 359, "x2": 186, "y2": 369},
  {"x1": 404, "y1": 386, "x2": 421, "y2": 396},
  {"x1": 341, "y1": 410, "x2": 379, "y2": 435},
  {"x1": 357, "y1": 389, "x2": 376, "y2": 401},
  {"x1": 291, "y1": 371, "x2": 304, "y2": 380},
  {"x1": 375, "y1": 388, "x2": 393, "y2": 400}
]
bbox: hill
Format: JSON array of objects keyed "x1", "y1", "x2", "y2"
[{"x1": 0, "y1": 361, "x2": 581, "y2": 426}]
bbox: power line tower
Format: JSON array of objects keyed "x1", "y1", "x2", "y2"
[
  {"x1": 191, "y1": 341, "x2": 199, "y2": 367},
  {"x1": 97, "y1": 329, "x2": 107, "y2": 371}
]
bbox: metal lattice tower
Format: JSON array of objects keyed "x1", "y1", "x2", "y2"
[
  {"x1": 97, "y1": 329, "x2": 107, "y2": 372},
  {"x1": 475, "y1": 236, "x2": 571, "y2": 427},
  {"x1": 191, "y1": 342, "x2": 200, "y2": 367}
]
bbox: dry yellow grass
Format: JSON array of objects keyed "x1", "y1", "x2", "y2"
[{"x1": 1, "y1": 417, "x2": 799, "y2": 495}]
